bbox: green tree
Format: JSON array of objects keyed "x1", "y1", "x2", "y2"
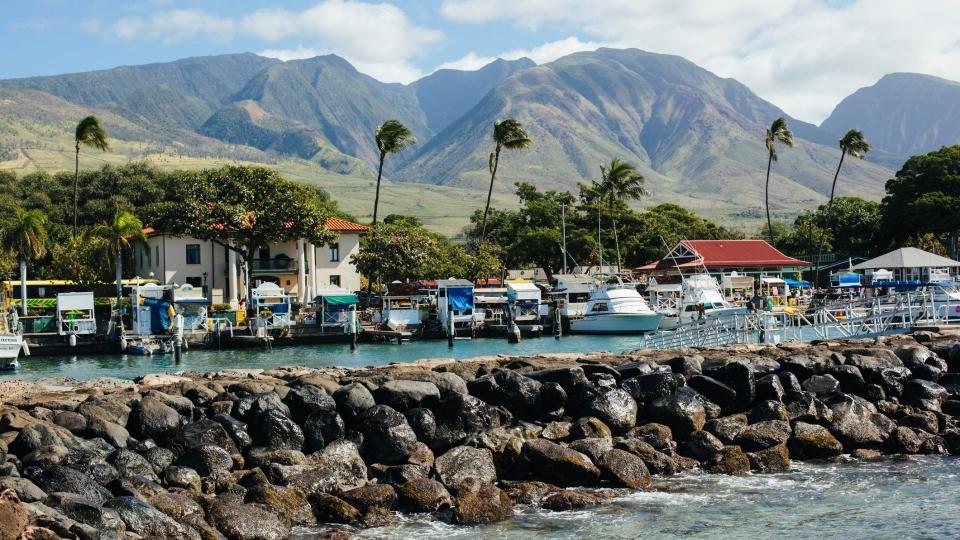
[
  {"x1": 882, "y1": 145, "x2": 960, "y2": 257},
  {"x1": 153, "y1": 165, "x2": 337, "y2": 301},
  {"x1": 73, "y1": 116, "x2": 109, "y2": 237},
  {"x1": 372, "y1": 120, "x2": 415, "y2": 225},
  {"x1": 589, "y1": 158, "x2": 647, "y2": 269},
  {"x1": 50, "y1": 234, "x2": 112, "y2": 286},
  {"x1": 763, "y1": 117, "x2": 794, "y2": 244},
  {"x1": 89, "y1": 210, "x2": 146, "y2": 303},
  {"x1": 351, "y1": 223, "x2": 438, "y2": 286},
  {"x1": 481, "y1": 119, "x2": 532, "y2": 241},
  {"x1": 815, "y1": 130, "x2": 870, "y2": 280},
  {"x1": 2, "y1": 209, "x2": 48, "y2": 315}
]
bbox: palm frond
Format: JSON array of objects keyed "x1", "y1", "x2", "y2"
[
  {"x1": 3, "y1": 208, "x2": 48, "y2": 261},
  {"x1": 75, "y1": 116, "x2": 110, "y2": 151},
  {"x1": 765, "y1": 117, "x2": 794, "y2": 161},
  {"x1": 493, "y1": 119, "x2": 533, "y2": 150},
  {"x1": 376, "y1": 119, "x2": 416, "y2": 155},
  {"x1": 839, "y1": 129, "x2": 870, "y2": 159}
]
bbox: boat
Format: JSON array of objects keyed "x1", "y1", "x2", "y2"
[
  {"x1": 0, "y1": 287, "x2": 26, "y2": 370},
  {"x1": 548, "y1": 274, "x2": 594, "y2": 320},
  {"x1": 569, "y1": 276, "x2": 664, "y2": 334},
  {"x1": 657, "y1": 273, "x2": 748, "y2": 329},
  {"x1": 506, "y1": 281, "x2": 544, "y2": 335},
  {"x1": 125, "y1": 338, "x2": 173, "y2": 355}
]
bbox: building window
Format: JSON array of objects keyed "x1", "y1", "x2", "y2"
[
  {"x1": 330, "y1": 275, "x2": 340, "y2": 287},
  {"x1": 185, "y1": 276, "x2": 203, "y2": 288},
  {"x1": 186, "y1": 244, "x2": 201, "y2": 265},
  {"x1": 329, "y1": 243, "x2": 340, "y2": 262}
]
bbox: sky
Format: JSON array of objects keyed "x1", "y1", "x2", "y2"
[{"x1": 4, "y1": 0, "x2": 960, "y2": 123}]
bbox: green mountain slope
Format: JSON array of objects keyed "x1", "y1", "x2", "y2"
[
  {"x1": 398, "y1": 48, "x2": 892, "y2": 222},
  {"x1": 821, "y1": 73, "x2": 960, "y2": 169}
]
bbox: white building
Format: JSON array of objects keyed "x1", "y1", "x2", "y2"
[
  {"x1": 135, "y1": 217, "x2": 368, "y2": 306},
  {"x1": 851, "y1": 247, "x2": 960, "y2": 282}
]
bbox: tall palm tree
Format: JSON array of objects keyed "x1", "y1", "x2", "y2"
[
  {"x1": 372, "y1": 120, "x2": 415, "y2": 226},
  {"x1": 814, "y1": 130, "x2": 870, "y2": 281},
  {"x1": 480, "y1": 119, "x2": 532, "y2": 241},
  {"x1": 89, "y1": 210, "x2": 145, "y2": 304},
  {"x1": 764, "y1": 117, "x2": 794, "y2": 244},
  {"x1": 74, "y1": 116, "x2": 110, "y2": 237},
  {"x1": 3, "y1": 209, "x2": 48, "y2": 316},
  {"x1": 596, "y1": 158, "x2": 647, "y2": 270}
]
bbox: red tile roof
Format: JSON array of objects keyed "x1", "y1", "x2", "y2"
[
  {"x1": 638, "y1": 239, "x2": 809, "y2": 271},
  {"x1": 326, "y1": 217, "x2": 369, "y2": 232}
]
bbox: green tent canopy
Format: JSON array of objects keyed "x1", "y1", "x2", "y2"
[{"x1": 312, "y1": 294, "x2": 358, "y2": 306}]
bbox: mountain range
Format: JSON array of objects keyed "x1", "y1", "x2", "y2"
[{"x1": 1, "y1": 48, "x2": 957, "y2": 232}]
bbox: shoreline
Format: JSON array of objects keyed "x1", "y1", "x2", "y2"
[{"x1": 1, "y1": 332, "x2": 959, "y2": 538}]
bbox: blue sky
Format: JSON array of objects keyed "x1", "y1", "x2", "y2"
[{"x1": 4, "y1": 0, "x2": 959, "y2": 123}]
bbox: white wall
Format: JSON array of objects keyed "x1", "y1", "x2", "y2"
[{"x1": 315, "y1": 233, "x2": 362, "y2": 292}]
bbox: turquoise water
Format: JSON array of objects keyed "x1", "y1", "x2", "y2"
[
  {"x1": 341, "y1": 457, "x2": 960, "y2": 539},
  {"x1": 4, "y1": 335, "x2": 644, "y2": 381}
]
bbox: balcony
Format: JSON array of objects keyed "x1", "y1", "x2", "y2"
[{"x1": 250, "y1": 257, "x2": 298, "y2": 274}]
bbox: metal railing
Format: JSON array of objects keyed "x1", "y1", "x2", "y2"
[{"x1": 250, "y1": 258, "x2": 298, "y2": 273}]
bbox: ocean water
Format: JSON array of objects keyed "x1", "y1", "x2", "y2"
[
  {"x1": 4, "y1": 334, "x2": 644, "y2": 381},
  {"x1": 305, "y1": 457, "x2": 960, "y2": 540}
]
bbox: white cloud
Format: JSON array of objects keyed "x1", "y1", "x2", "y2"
[
  {"x1": 439, "y1": 0, "x2": 960, "y2": 123},
  {"x1": 435, "y1": 37, "x2": 607, "y2": 73},
  {"x1": 435, "y1": 52, "x2": 498, "y2": 72},
  {"x1": 110, "y1": 1, "x2": 441, "y2": 83}
]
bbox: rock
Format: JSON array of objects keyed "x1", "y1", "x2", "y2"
[
  {"x1": 902, "y1": 380, "x2": 948, "y2": 406},
  {"x1": 850, "y1": 448, "x2": 885, "y2": 461},
  {"x1": 704, "y1": 414, "x2": 748, "y2": 444},
  {"x1": 142, "y1": 446, "x2": 175, "y2": 475},
  {"x1": 467, "y1": 370, "x2": 545, "y2": 417},
  {"x1": 666, "y1": 355, "x2": 703, "y2": 379},
  {"x1": 177, "y1": 444, "x2": 234, "y2": 476},
  {"x1": 874, "y1": 367, "x2": 910, "y2": 398},
  {"x1": 431, "y1": 393, "x2": 505, "y2": 450},
  {"x1": 846, "y1": 350, "x2": 904, "y2": 370},
  {"x1": 622, "y1": 372, "x2": 677, "y2": 403},
  {"x1": 168, "y1": 418, "x2": 241, "y2": 460},
  {"x1": 748, "y1": 443, "x2": 790, "y2": 473},
  {"x1": 828, "y1": 395, "x2": 887, "y2": 450},
  {"x1": 888, "y1": 426, "x2": 923, "y2": 454},
  {"x1": 212, "y1": 413, "x2": 254, "y2": 451},
  {"x1": 778, "y1": 370, "x2": 803, "y2": 395},
  {"x1": 452, "y1": 479, "x2": 513, "y2": 525},
  {"x1": 705, "y1": 446, "x2": 750, "y2": 475},
  {"x1": 22, "y1": 445, "x2": 69, "y2": 469},
  {"x1": 391, "y1": 370, "x2": 468, "y2": 398},
  {"x1": 207, "y1": 500, "x2": 290, "y2": 540},
  {"x1": 526, "y1": 367, "x2": 590, "y2": 394},
  {"x1": 596, "y1": 448, "x2": 652, "y2": 488},
  {"x1": 541, "y1": 421, "x2": 572, "y2": 441},
  {"x1": 396, "y1": 479, "x2": 452, "y2": 512},
  {"x1": 646, "y1": 387, "x2": 706, "y2": 441},
  {"x1": 164, "y1": 466, "x2": 201, "y2": 491},
  {"x1": 0, "y1": 489, "x2": 28, "y2": 540},
  {"x1": 356, "y1": 405, "x2": 419, "y2": 464},
  {"x1": 786, "y1": 394, "x2": 834, "y2": 424},
  {"x1": 735, "y1": 420, "x2": 792, "y2": 451},
  {"x1": 108, "y1": 449, "x2": 159, "y2": 481},
  {"x1": 33, "y1": 466, "x2": 112, "y2": 506},
  {"x1": 686, "y1": 430, "x2": 724, "y2": 461},
  {"x1": 501, "y1": 481, "x2": 558, "y2": 505},
  {"x1": 827, "y1": 365, "x2": 866, "y2": 393},
  {"x1": 522, "y1": 439, "x2": 601, "y2": 487},
  {"x1": 360, "y1": 505, "x2": 397, "y2": 528},
  {"x1": 713, "y1": 362, "x2": 756, "y2": 410},
  {"x1": 943, "y1": 429, "x2": 960, "y2": 455},
  {"x1": 103, "y1": 496, "x2": 201, "y2": 539},
  {"x1": 303, "y1": 409, "x2": 346, "y2": 452},
  {"x1": 627, "y1": 423, "x2": 674, "y2": 452},
  {"x1": 251, "y1": 408, "x2": 304, "y2": 451},
  {"x1": 899, "y1": 411, "x2": 939, "y2": 434},
  {"x1": 568, "y1": 438, "x2": 614, "y2": 463},
  {"x1": 333, "y1": 383, "x2": 377, "y2": 423},
  {"x1": 789, "y1": 422, "x2": 843, "y2": 459},
  {"x1": 129, "y1": 396, "x2": 182, "y2": 442},
  {"x1": 404, "y1": 408, "x2": 436, "y2": 445},
  {"x1": 579, "y1": 388, "x2": 638, "y2": 434},
  {"x1": 802, "y1": 375, "x2": 840, "y2": 395},
  {"x1": 541, "y1": 489, "x2": 611, "y2": 511},
  {"x1": 756, "y1": 374, "x2": 785, "y2": 402},
  {"x1": 748, "y1": 400, "x2": 789, "y2": 423},
  {"x1": 374, "y1": 380, "x2": 441, "y2": 411},
  {"x1": 912, "y1": 363, "x2": 943, "y2": 382},
  {"x1": 0, "y1": 477, "x2": 45, "y2": 503},
  {"x1": 435, "y1": 446, "x2": 497, "y2": 488},
  {"x1": 233, "y1": 392, "x2": 290, "y2": 423},
  {"x1": 282, "y1": 384, "x2": 336, "y2": 424},
  {"x1": 244, "y1": 484, "x2": 315, "y2": 527},
  {"x1": 615, "y1": 439, "x2": 681, "y2": 475},
  {"x1": 52, "y1": 411, "x2": 87, "y2": 435},
  {"x1": 570, "y1": 417, "x2": 612, "y2": 439},
  {"x1": 341, "y1": 484, "x2": 397, "y2": 514},
  {"x1": 273, "y1": 440, "x2": 367, "y2": 494},
  {"x1": 310, "y1": 494, "x2": 361, "y2": 524},
  {"x1": 688, "y1": 375, "x2": 738, "y2": 413},
  {"x1": 77, "y1": 398, "x2": 130, "y2": 427},
  {"x1": 44, "y1": 491, "x2": 120, "y2": 532}
]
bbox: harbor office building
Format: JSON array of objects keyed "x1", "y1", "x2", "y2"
[
  {"x1": 637, "y1": 239, "x2": 810, "y2": 295},
  {"x1": 134, "y1": 218, "x2": 368, "y2": 306}
]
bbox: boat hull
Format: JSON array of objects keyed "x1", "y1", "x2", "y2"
[{"x1": 569, "y1": 312, "x2": 664, "y2": 334}]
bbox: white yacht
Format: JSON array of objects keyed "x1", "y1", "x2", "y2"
[
  {"x1": 1, "y1": 294, "x2": 26, "y2": 370},
  {"x1": 658, "y1": 273, "x2": 747, "y2": 329},
  {"x1": 569, "y1": 277, "x2": 664, "y2": 334}
]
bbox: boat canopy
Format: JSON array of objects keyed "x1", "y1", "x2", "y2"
[
  {"x1": 831, "y1": 272, "x2": 862, "y2": 287},
  {"x1": 865, "y1": 280, "x2": 923, "y2": 288},
  {"x1": 447, "y1": 286, "x2": 474, "y2": 311},
  {"x1": 760, "y1": 277, "x2": 785, "y2": 284},
  {"x1": 784, "y1": 279, "x2": 812, "y2": 289},
  {"x1": 312, "y1": 294, "x2": 358, "y2": 306}
]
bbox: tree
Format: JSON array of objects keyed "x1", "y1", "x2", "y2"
[
  {"x1": 815, "y1": 130, "x2": 870, "y2": 281},
  {"x1": 480, "y1": 119, "x2": 532, "y2": 241},
  {"x1": 881, "y1": 145, "x2": 960, "y2": 257},
  {"x1": 372, "y1": 120, "x2": 415, "y2": 226},
  {"x1": 154, "y1": 165, "x2": 337, "y2": 302},
  {"x1": 2, "y1": 209, "x2": 48, "y2": 316},
  {"x1": 74, "y1": 116, "x2": 109, "y2": 237},
  {"x1": 763, "y1": 117, "x2": 794, "y2": 244},
  {"x1": 89, "y1": 210, "x2": 146, "y2": 304},
  {"x1": 350, "y1": 223, "x2": 438, "y2": 286},
  {"x1": 590, "y1": 158, "x2": 647, "y2": 270},
  {"x1": 50, "y1": 234, "x2": 112, "y2": 286}
]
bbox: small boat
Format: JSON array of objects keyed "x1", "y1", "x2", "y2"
[
  {"x1": 2, "y1": 358, "x2": 21, "y2": 371},
  {"x1": 658, "y1": 274, "x2": 748, "y2": 329},
  {"x1": 569, "y1": 276, "x2": 664, "y2": 334},
  {"x1": 126, "y1": 338, "x2": 172, "y2": 356}
]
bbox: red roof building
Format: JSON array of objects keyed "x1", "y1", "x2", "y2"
[
  {"x1": 638, "y1": 240, "x2": 809, "y2": 274},
  {"x1": 325, "y1": 217, "x2": 369, "y2": 233}
]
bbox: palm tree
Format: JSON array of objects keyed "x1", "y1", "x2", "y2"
[
  {"x1": 74, "y1": 116, "x2": 110, "y2": 237},
  {"x1": 3, "y1": 209, "x2": 48, "y2": 316},
  {"x1": 372, "y1": 120, "x2": 415, "y2": 226},
  {"x1": 763, "y1": 117, "x2": 794, "y2": 244},
  {"x1": 814, "y1": 130, "x2": 870, "y2": 281},
  {"x1": 480, "y1": 119, "x2": 532, "y2": 241},
  {"x1": 89, "y1": 210, "x2": 145, "y2": 304},
  {"x1": 596, "y1": 158, "x2": 647, "y2": 270}
]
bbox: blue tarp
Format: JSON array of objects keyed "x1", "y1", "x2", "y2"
[
  {"x1": 867, "y1": 280, "x2": 923, "y2": 288},
  {"x1": 447, "y1": 286, "x2": 474, "y2": 311},
  {"x1": 832, "y1": 273, "x2": 862, "y2": 287},
  {"x1": 784, "y1": 279, "x2": 812, "y2": 289},
  {"x1": 143, "y1": 298, "x2": 173, "y2": 334}
]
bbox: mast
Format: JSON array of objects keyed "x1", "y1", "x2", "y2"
[
  {"x1": 597, "y1": 208, "x2": 603, "y2": 274},
  {"x1": 561, "y1": 203, "x2": 569, "y2": 275}
]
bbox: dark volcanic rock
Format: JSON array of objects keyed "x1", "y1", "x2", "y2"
[
  {"x1": 803, "y1": 374, "x2": 840, "y2": 395},
  {"x1": 522, "y1": 439, "x2": 601, "y2": 487},
  {"x1": 108, "y1": 449, "x2": 158, "y2": 481},
  {"x1": 341, "y1": 484, "x2": 397, "y2": 513},
  {"x1": 756, "y1": 374, "x2": 785, "y2": 403},
  {"x1": 431, "y1": 393, "x2": 504, "y2": 450},
  {"x1": 596, "y1": 448, "x2": 652, "y2": 488},
  {"x1": 435, "y1": 446, "x2": 497, "y2": 487},
  {"x1": 541, "y1": 489, "x2": 611, "y2": 511},
  {"x1": 396, "y1": 479, "x2": 452, "y2": 512},
  {"x1": 526, "y1": 367, "x2": 590, "y2": 394},
  {"x1": 104, "y1": 496, "x2": 201, "y2": 539},
  {"x1": 888, "y1": 426, "x2": 923, "y2": 454},
  {"x1": 252, "y1": 408, "x2": 305, "y2": 451},
  {"x1": 207, "y1": 500, "x2": 290, "y2": 540},
  {"x1": 628, "y1": 423, "x2": 674, "y2": 452},
  {"x1": 580, "y1": 389, "x2": 638, "y2": 434},
  {"x1": 357, "y1": 405, "x2": 419, "y2": 464},
  {"x1": 467, "y1": 370, "x2": 543, "y2": 417},
  {"x1": 902, "y1": 379, "x2": 948, "y2": 406},
  {"x1": 704, "y1": 446, "x2": 750, "y2": 475},
  {"x1": 646, "y1": 387, "x2": 706, "y2": 441},
  {"x1": 789, "y1": 422, "x2": 843, "y2": 459},
  {"x1": 734, "y1": 421, "x2": 792, "y2": 451},
  {"x1": 176, "y1": 444, "x2": 234, "y2": 476},
  {"x1": 713, "y1": 362, "x2": 756, "y2": 411},
  {"x1": 688, "y1": 375, "x2": 737, "y2": 413},
  {"x1": 233, "y1": 392, "x2": 290, "y2": 423},
  {"x1": 747, "y1": 443, "x2": 790, "y2": 473},
  {"x1": 33, "y1": 465, "x2": 112, "y2": 505},
  {"x1": 622, "y1": 372, "x2": 677, "y2": 403},
  {"x1": 129, "y1": 396, "x2": 182, "y2": 442},
  {"x1": 570, "y1": 417, "x2": 612, "y2": 439},
  {"x1": 212, "y1": 413, "x2": 253, "y2": 450},
  {"x1": 333, "y1": 383, "x2": 376, "y2": 423},
  {"x1": 827, "y1": 365, "x2": 866, "y2": 394},
  {"x1": 705, "y1": 414, "x2": 748, "y2": 444},
  {"x1": 615, "y1": 439, "x2": 681, "y2": 475},
  {"x1": 311, "y1": 494, "x2": 361, "y2": 524},
  {"x1": 303, "y1": 408, "x2": 346, "y2": 452},
  {"x1": 404, "y1": 408, "x2": 436, "y2": 445},
  {"x1": 283, "y1": 384, "x2": 337, "y2": 424},
  {"x1": 167, "y1": 417, "x2": 240, "y2": 458},
  {"x1": 375, "y1": 380, "x2": 442, "y2": 411},
  {"x1": 828, "y1": 395, "x2": 888, "y2": 450},
  {"x1": 686, "y1": 430, "x2": 724, "y2": 461},
  {"x1": 748, "y1": 400, "x2": 789, "y2": 423},
  {"x1": 568, "y1": 438, "x2": 614, "y2": 462},
  {"x1": 452, "y1": 478, "x2": 513, "y2": 525}
]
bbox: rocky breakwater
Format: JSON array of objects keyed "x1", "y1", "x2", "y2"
[{"x1": 3, "y1": 332, "x2": 960, "y2": 538}]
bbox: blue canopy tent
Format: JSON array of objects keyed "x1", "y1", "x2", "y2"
[
  {"x1": 784, "y1": 279, "x2": 812, "y2": 289},
  {"x1": 830, "y1": 272, "x2": 862, "y2": 288}
]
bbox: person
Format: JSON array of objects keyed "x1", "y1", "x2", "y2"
[
  {"x1": 697, "y1": 302, "x2": 706, "y2": 320},
  {"x1": 749, "y1": 293, "x2": 763, "y2": 312}
]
